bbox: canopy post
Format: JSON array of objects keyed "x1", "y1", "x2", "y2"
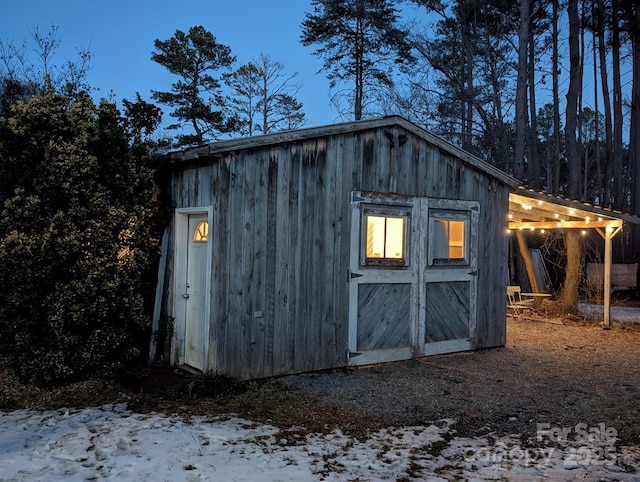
[
  {"x1": 596, "y1": 225, "x2": 622, "y2": 327},
  {"x1": 603, "y1": 229, "x2": 612, "y2": 327}
]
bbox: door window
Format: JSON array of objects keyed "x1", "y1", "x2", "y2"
[
  {"x1": 193, "y1": 221, "x2": 209, "y2": 242},
  {"x1": 429, "y1": 211, "x2": 469, "y2": 266},
  {"x1": 361, "y1": 206, "x2": 410, "y2": 267}
]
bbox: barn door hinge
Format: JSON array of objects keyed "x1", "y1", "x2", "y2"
[
  {"x1": 349, "y1": 192, "x2": 365, "y2": 204},
  {"x1": 468, "y1": 270, "x2": 478, "y2": 276},
  {"x1": 346, "y1": 349, "x2": 361, "y2": 360},
  {"x1": 348, "y1": 270, "x2": 364, "y2": 280}
]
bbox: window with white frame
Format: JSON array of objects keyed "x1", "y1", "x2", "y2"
[
  {"x1": 362, "y1": 206, "x2": 410, "y2": 267},
  {"x1": 429, "y1": 210, "x2": 469, "y2": 265}
]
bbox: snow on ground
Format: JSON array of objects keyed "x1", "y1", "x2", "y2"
[
  {"x1": 1, "y1": 404, "x2": 639, "y2": 481},
  {"x1": 579, "y1": 303, "x2": 640, "y2": 323}
]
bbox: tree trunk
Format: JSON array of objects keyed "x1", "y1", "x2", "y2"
[
  {"x1": 579, "y1": 3, "x2": 586, "y2": 199},
  {"x1": 612, "y1": 0, "x2": 624, "y2": 211},
  {"x1": 563, "y1": 0, "x2": 584, "y2": 314},
  {"x1": 597, "y1": 0, "x2": 614, "y2": 207},
  {"x1": 562, "y1": 230, "x2": 582, "y2": 313},
  {"x1": 461, "y1": 19, "x2": 474, "y2": 152},
  {"x1": 516, "y1": 231, "x2": 540, "y2": 296},
  {"x1": 630, "y1": 3, "x2": 640, "y2": 258},
  {"x1": 592, "y1": 11, "x2": 602, "y2": 204},
  {"x1": 514, "y1": 0, "x2": 530, "y2": 181},
  {"x1": 528, "y1": 21, "x2": 541, "y2": 189},
  {"x1": 482, "y1": 13, "x2": 510, "y2": 172},
  {"x1": 354, "y1": 14, "x2": 364, "y2": 120},
  {"x1": 261, "y1": 76, "x2": 268, "y2": 134},
  {"x1": 552, "y1": 0, "x2": 561, "y2": 195},
  {"x1": 565, "y1": 0, "x2": 583, "y2": 200}
]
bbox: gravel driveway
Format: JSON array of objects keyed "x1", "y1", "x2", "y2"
[{"x1": 282, "y1": 317, "x2": 640, "y2": 446}]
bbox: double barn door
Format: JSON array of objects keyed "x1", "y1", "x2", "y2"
[{"x1": 348, "y1": 192, "x2": 478, "y2": 366}]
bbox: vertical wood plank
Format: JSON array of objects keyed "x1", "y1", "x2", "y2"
[
  {"x1": 225, "y1": 154, "x2": 246, "y2": 378},
  {"x1": 287, "y1": 143, "x2": 302, "y2": 373},
  {"x1": 272, "y1": 145, "x2": 291, "y2": 374},
  {"x1": 340, "y1": 133, "x2": 356, "y2": 365},
  {"x1": 249, "y1": 153, "x2": 268, "y2": 378},
  {"x1": 373, "y1": 129, "x2": 394, "y2": 192},
  {"x1": 415, "y1": 138, "x2": 428, "y2": 196},
  {"x1": 240, "y1": 151, "x2": 257, "y2": 380},
  {"x1": 322, "y1": 136, "x2": 338, "y2": 368},
  {"x1": 262, "y1": 148, "x2": 279, "y2": 377}
]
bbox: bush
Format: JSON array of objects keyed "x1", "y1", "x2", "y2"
[{"x1": 0, "y1": 91, "x2": 167, "y2": 386}]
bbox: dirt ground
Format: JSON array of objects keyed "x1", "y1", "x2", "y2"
[
  {"x1": 2, "y1": 314, "x2": 640, "y2": 447},
  {"x1": 282, "y1": 316, "x2": 640, "y2": 446}
]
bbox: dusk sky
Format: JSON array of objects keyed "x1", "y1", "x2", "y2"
[{"x1": 1, "y1": 1, "x2": 349, "y2": 134}]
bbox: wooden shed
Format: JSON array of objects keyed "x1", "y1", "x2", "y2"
[{"x1": 151, "y1": 116, "x2": 519, "y2": 379}]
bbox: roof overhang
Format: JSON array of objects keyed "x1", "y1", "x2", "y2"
[
  {"x1": 508, "y1": 187, "x2": 640, "y2": 232},
  {"x1": 508, "y1": 187, "x2": 640, "y2": 326}
]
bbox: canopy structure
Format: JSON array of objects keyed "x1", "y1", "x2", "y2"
[{"x1": 508, "y1": 187, "x2": 640, "y2": 325}]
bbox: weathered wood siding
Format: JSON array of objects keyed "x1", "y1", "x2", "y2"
[
  {"x1": 170, "y1": 139, "x2": 350, "y2": 379},
  {"x1": 167, "y1": 121, "x2": 509, "y2": 378},
  {"x1": 350, "y1": 128, "x2": 508, "y2": 349}
]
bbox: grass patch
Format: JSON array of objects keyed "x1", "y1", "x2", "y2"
[{"x1": 0, "y1": 357, "x2": 384, "y2": 440}]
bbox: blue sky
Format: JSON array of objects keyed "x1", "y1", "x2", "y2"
[{"x1": 1, "y1": 1, "x2": 341, "y2": 131}]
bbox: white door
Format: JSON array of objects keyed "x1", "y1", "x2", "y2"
[
  {"x1": 184, "y1": 214, "x2": 209, "y2": 370},
  {"x1": 420, "y1": 199, "x2": 479, "y2": 356},
  {"x1": 347, "y1": 193, "x2": 417, "y2": 365}
]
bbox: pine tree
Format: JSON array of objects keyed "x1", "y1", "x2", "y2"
[
  {"x1": 151, "y1": 26, "x2": 237, "y2": 146},
  {"x1": 301, "y1": 0, "x2": 414, "y2": 120}
]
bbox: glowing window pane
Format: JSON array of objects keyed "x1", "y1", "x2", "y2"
[
  {"x1": 366, "y1": 215, "x2": 404, "y2": 260},
  {"x1": 385, "y1": 217, "x2": 404, "y2": 258},
  {"x1": 449, "y1": 221, "x2": 465, "y2": 259},
  {"x1": 433, "y1": 219, "x2": 466, "y2": 261},
  {"x1": 194, "y1": 221, "x2": 209, "y2": 242}
]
